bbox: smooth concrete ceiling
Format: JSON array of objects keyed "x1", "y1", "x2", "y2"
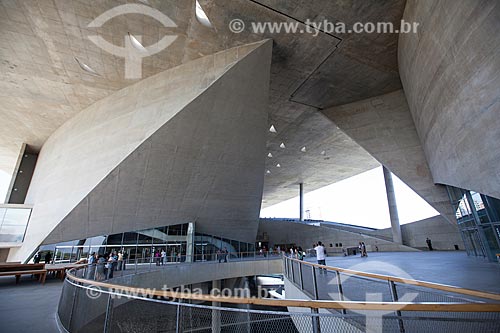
[{"x1": 0, "y1": 0, "x2": 406, "y2": 206}]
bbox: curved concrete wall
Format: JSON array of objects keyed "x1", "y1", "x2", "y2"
[
  {"x1": 398, "y1": 0, "x2": 500, "y2": 198},
  {"x1": 10, "y1": 40, "x2": 272, "y2": 261},
  {"x1": 258, "y1": 220, "x2": 420, "y2": 253}
]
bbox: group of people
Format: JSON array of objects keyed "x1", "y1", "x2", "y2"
[
  {"x1": 216, "y1": 248, "x2": 229, "y2": 263},
  {"x1": 33, "y1": 251, "x2": 52, "y2": 264},
  {"x1": 86, "y1": 251, "x2": 126, "y2": 281},
  {"x1": 154, "y1": 249, "x2": 167, "y2": 266},
  {"x1": 288, "y1": 246, "x2": 305, "y2": 260}
]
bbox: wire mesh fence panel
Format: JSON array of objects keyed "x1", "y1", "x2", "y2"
[
  {"x1": 109, "y1": 298, "x2": 179, "y2": 332},
  {"x1": 335, "y1": 274, "x2": 393, "y2": 302},
  {"x1": 58, "y1": 280, "x2": 77, "y2": 329},
  {"x1": 68, "y1": 284, "x2": 108, "y2": 332},
  {"x1": 292, "y1": 260, "x2": 301, "y2": 286},
  {"x1": 300, "y1": 264, "x2": 316, "y2": 298},
  {"x1": 394, "y1": 283, "x2": 499, "y2": 304},
  {"x1": 398, "y1": 312, "x2": 500, "y2": 333}
]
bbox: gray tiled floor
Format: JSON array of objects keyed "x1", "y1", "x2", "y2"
[{"x1": 307, "y1": 251, "x2": 500, "y2": 293}]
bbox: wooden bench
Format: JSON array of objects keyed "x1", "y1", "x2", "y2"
[
  {"x1": 46, "y1": 263, "x2": 87, "y2": 280},
  {"x1": 0, "y1": 263, "x2": 47, "y2": 284}
]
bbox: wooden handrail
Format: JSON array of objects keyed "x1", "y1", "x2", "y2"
[
  {"x1": 285, "y1": 257, "x2": 500, "y2": 301},
  {"x1": 66, "y1": 269, "x2": 500, "y2": 312}
]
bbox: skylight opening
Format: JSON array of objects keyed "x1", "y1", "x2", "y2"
[
  {"x1": 195, "y1": 0, "x2": 213, "y2": 28},
  {"x1": 128, "y1": 32, "x2": 147, "y2": 52},
  {"x1": 74, "y1": 57, "x2": 100, "y2": 76}
]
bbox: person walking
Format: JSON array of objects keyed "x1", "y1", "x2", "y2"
[
  {"x1": 361, "y1": 242, "x2": 367, "y2": 257},
  {"x1": 44, "y1": 251, "x2": 52, "y2": 264},
  {"x1": 314, "y1": 242, "x2": 327, "y2": 274},
  {"x1": 117, "y1": 251, "x2": 123, "y2": 271},
  {"x1": 33, "y1": 252, "x2": 41, "y2": 264},
  {"x1": 96, "y1": 255, "x2": 106, "y2": 281},
  {"x1": 122, "y1": 251, "x2": 127, "y2": 270},
  {"x1": 161, "y1": 249, "x2": 166, "y2": 265},
  {"x1": 87, "y1": 252, "x2": 96, "y2": 279},
  {"x1": 426, "y1": 238, "x2": 433, "y2": 251}
]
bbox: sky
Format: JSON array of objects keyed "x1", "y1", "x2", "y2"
[{"x1": 260, "y1": 166, "x2": 439, "y2": 229}]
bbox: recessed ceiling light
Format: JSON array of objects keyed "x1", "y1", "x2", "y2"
[
  {"x1": 74, "y1": 57, "x2": 100, "y2": 76},
  {"x1": 266, "y1": 170, "x2": 271, "y2": 174},
  {"x1": 195, "y1": 0, "x2": 213, "y2": 28},
  {"x1": 279, "y1": 143, "x2": 286, "y2": 149},
  {"x1": 276, "y1": 163, "x2": 281, "y2": 168},
  {"x1": 269, "y1": 125, "x2": 277, "y2": 133},
  {"x1": 128, "y1": 32, "x2": 147, "y2": 52},
  {"x1": 267, "y1": 153, "x2": 273, "y2": 158},
  {"x1": 320, "y1": 150, "x2": 326, "y2": 155},
  {"x1": 301, "y1": 146, "x2": 307, "y2": 152}
]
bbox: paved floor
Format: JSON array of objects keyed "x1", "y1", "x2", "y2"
[
  {"x1": 306, "y1": 251, "x2": 500, "y2": 293},
  {"x1": 0, "y1": 275, "x2": 62, "y2": 333},
  {"x1": 0, "y1": 251, "x2": 498, "y2": 333}
]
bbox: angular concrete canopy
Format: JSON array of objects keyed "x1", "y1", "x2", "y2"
[
  {"x1": 9, "y1": 40, "x2": 272, "y2": 261},
  {"x1": 323, "y1": 90, "x2": 456, "y2": 223}
]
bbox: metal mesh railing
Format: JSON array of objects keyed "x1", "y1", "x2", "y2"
[
  {"x1": 58, "y1": 277, "x2": 500, "y2": 333},
  {"x1": 57, "y1": 256, "x2": 500, "y2": 333}
]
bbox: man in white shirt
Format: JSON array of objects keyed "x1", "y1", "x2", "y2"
[{"x1": 314, "y1": 241, "x2": 327, "y2": 274}]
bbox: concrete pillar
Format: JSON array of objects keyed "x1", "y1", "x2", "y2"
[
  {"x1": 383, "y1": 167, "x2": 403, "y2": 244},
  {"x1": 211, "y1": 280, "x2": 221, "y2": 333},
  {"x1": 186, "y1": 222, "x2": 195, "y2": 262},
  {"x1": 299, "y1": 182, "x2": 304, "y2": 221}
]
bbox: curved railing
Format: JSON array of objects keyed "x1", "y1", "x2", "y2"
[
  {"x1": 57, "y1": 256, "x2": 500, "y2": 333},
  {"x1": 283, "y1": 256, "x2": 500, "y2": 301}
]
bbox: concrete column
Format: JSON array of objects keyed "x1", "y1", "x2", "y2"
[
  {"x1": 212, "y1": 280, "x2": 221, "y2": 333},
  {"x1": 383, "y1": 167, "x2": 403, "y2": 244},
  {"x1": 186, "y1": 222, "x2": 195, "y2": 262},
  {"x1": 299, "y1": 183, "x2": 304, "y2": 221}
]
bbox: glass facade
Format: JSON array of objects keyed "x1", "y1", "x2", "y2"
[
  {"x1": 0, "y1": 205, "x2": 32, "y2": 243},
  {"x1": 447, "y1": 186, "x2": 500, "y2": 261},
  {"x1": 36, "y1": 222, "x2": 255, "y2": 264}
]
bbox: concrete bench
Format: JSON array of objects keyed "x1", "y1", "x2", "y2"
[{"x1": 0, "y1": 263, "x2": 47, "y2": 284}]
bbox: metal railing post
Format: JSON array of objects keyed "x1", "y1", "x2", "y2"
[
  {"x1": 283, "y1": 257, "x2": 288, "y2": 278},
  {"x1": 299, "y1": 261, "x2": 304, "y2": 290},
  {"x1": 311, "y1": 267, "x2": 319, "y2": 300},
  {"x1": 311, "y1": 308, "x2": 321, "y2": 333},
  {"x1": 103, "y1": 293, "x2": 114, "y2": 333},
  {"x1": 389, "y1": 281, "x2": 405, "y2": 333},
  {"x1": 290, "y1": 259, "x2": 295, "y2": 284},
  {"x1": 176, "y1": 301, "x2": 183, "y2": 333},
  {"x1": 336, "y1": 271, "x2": 346, "y2": 315}
]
